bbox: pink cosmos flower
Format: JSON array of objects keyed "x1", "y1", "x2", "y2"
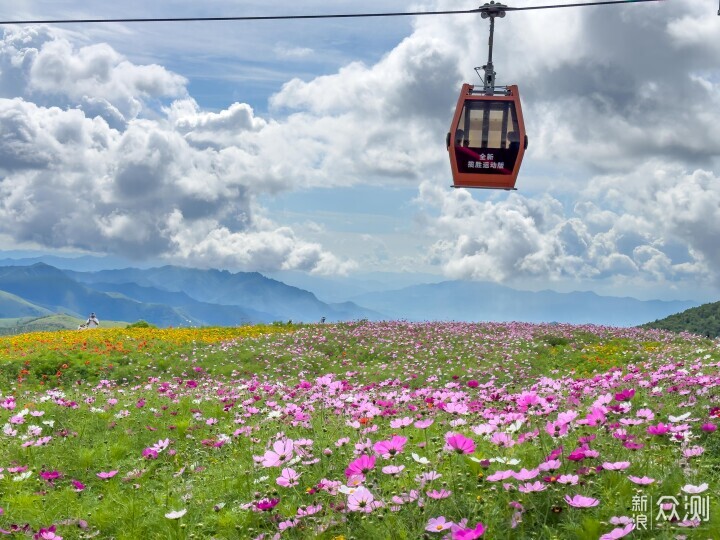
[
  {"x1": 347, "y1": 487, "x2": 382, "y2": 513},
  {"x1": 538, "y1": 460, "x2": 561, "y2": 472},
  {"x1": 345, "y1": 454, "x2": 376, "y2": 477},
  {"x1": 261, "y1": 439, "x2": 295, "y2": 467},
  {"x1": 426, "y1": 516, "x2": 454, "y2": 532},
  {"x1": 276, "y1": 468, "x2": 301, "y2": 488},
  {"x1": 602, "y1": 461, "x2": 630, "y2": 471},
  {"x1": 278, "y1": 518, "x2": 299, "y2": 530},
  {"x1": 381, "y1": 465, "x2": 405, "y2": 475},
  {"x1": 142, "y1": 447, "x2": 158, "y2": 460},
  {"x1": 373, "y1": 435, "x2": 407, "y2": 458},
  {"x1": 599, "y1": 523, "x2": 634, "y2": 540},
  {"x1": 701, "y1": 423, "x2": 717, "y2": 432},
  {"x1": 683, "y1": 446, "x2": 704, "y2": 458},
  {"x1": 390, "y1": 417, "x2": 412, "y2": 429},
  {"x1": 426, "y1": 489, "x2": 452, "y2": 499},
  {"x1": 490, "y1": 432, "x2": 515, "y2": 447},
  {"x1": 565, "y1": 494, "x2": 600, "y2": 508},
  {"x1": 96, "y1": 470, "x2": 118, "y2": 480},
  {"x1": 444, "y1": 433, "x2": 475, "y2": 454},
  {"x1": 556, "y1": 474, "x2": 579, "y2": 485},
  {"x1": 511, "y1": 468, "x2": 538, "y2": 481},
  {"x1": 486, "y1": 469, "x2": 515, "y2": 482},
  {"x1": 414, "y1": 418, "x2": 434, "y2": 429},
  {"x1": 296, "y1": 504, "x2": 322, "y2": 517},
  {"x1": 518, "y1": 481, "x2": 546, "y2": 493},
  {"x1": 628, "y1": 476, "x2": 655, "y2": 485}
]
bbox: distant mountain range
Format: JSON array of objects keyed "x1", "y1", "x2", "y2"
[
  {"x1": 347, "y1": 281, "x2": 699, "y2": 327},
  {"x1": 0, "y1": 257, "x2": 706, "y2": 328},
  {"x1": 0, "y1": 263, "x2": 378, "y2": 326}
]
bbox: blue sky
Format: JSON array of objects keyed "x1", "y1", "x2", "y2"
[{"x1": 0, "y1": 0, "x2": 718, "y2": 303}]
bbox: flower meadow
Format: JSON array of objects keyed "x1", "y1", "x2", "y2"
[{"x1": 0, "y1": 321, "x2": 718, "y2": 539}]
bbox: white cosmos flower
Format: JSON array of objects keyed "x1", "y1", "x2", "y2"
[
  {"x1": 490, "y1": 457, "x2": 521, "y2": 465},
  {"x1": 165, "y1": 509, "x2": 187, "y2": 519},
  {"x1": 669, "y1": 412, "x2": 691, "y2": 422},
  {"x1": 681, "y1": 483, "x2": 708, "y2": 494},
  {"x1": 507, "y1": 420, "x2": 524, "y2": 433},
  {"x1": 12, "y1": 471, "x2": 32, "y2": 482},
  {"x1": 412, "y1": 453, "x2": 430, "y2": 465}
]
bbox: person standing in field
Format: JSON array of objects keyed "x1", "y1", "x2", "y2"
[{"x1": 85, "y1": 312, "x2": 100, "y2": 328}]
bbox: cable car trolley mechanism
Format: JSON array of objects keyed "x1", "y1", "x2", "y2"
[{"x1": 447, "y1": 2, "x2": 527, "y2": 190}]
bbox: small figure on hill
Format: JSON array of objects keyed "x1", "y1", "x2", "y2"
[{"x1": 83, "y1": 312, "x2": 100, "y2": 329}]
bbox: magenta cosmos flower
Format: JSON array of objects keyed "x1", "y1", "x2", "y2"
[
  {"x1": 444, "y1": 433, "x2": 475, "y2": 454},
  {"x1": 373, "y1": 435, "x2": 407, "y2": 458},
  {"x1": 614, "y1": 388, "x2": 635, "y2": 401},
  {"x1": 565, "y1": 494, "x2": 600, "y2": 508},
  {"x1": 345, "y1": 454, "x2": 376, "y2": 478},
  {"x1": 254, "y1": 498, "x2": 279, "y2": 512},
  {"x1": 647, "y1": 423, "x2": 670, "y2": 435},
  {"x1": 71, "y1": 480, "x2": 85, "y2": 492},
  {"x1": 39, "y1": 471, "x2": 62, "y2": 482},
  {"x1": 451, "y1": 521, "x2": 485, "y2": 539},
  {"x1": 33, "y1": 525, "x2": 62, "y2": 540}
]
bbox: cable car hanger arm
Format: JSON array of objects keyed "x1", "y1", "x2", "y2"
[{"x1": 0, "y1": 0, "x2": 665, "y2": 26}]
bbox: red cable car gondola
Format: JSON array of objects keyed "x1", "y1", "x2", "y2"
[
  {"x1": 447, "y1": 1, "x2": 527, "y2": 190},
  {"x1": 448, "y1": 83, "x2": 526, "y2": 190}
]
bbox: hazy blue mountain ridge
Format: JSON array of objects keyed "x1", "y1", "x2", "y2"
[
  {"x1": 0, "y1": 257, "x2": 706, "y2": 328},
  {"x1": 69, "y1": 266, "x2": 379, "y2": 322},
  {"x1": 0, "y1": 264, "x2": 201, "y2": 326},
  {"x1": 349, "y1": 281, "x2": 698, "y2": 326}
]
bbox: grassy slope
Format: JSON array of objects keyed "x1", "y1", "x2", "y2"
[
  {"x1": 0, "y1": 290, "x2": 52, "y2": 317},
  {"x1": 0, "y1": 313, "x2": 129, "y2": 335},
  {"x1": 642, "y1": 300, "x2": 720, "y2": 337}
]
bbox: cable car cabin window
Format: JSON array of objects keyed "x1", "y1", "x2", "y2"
[{"x1": 454, "y1": 100, "x2": 521, "y2": 176}]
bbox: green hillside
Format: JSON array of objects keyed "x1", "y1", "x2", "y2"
[
  {"x1": 641, "y1": 300, "x2": 720, "y2": 337},
  {"x1": 0, "y1": 290, "x2": 52, "y2": 318},
  {"x1": 0, "y1": 314, "x2": 129, "y2": 335}
]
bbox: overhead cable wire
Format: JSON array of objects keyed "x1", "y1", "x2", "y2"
[{"x1": 0, "y1": 0, "x2": 665, "y2": 26}]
